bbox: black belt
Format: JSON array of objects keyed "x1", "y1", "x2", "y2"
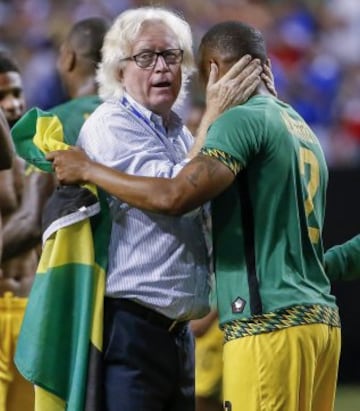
[{"x1": 107, "y1": 298, "x2": 187, "y2": 333}]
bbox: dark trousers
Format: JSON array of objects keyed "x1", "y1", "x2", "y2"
[{"x1": 103, "y1": 298, "x2": 195, "y2": 411}]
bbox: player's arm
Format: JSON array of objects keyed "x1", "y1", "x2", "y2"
[
  {"x1": 0, "y1": 109, "x2": 14, "y2": 170},
  {"x1": 46, "y1": 149, "x2": 235, "y2": 215},
  {"x1": 1, "y1": 170, "x2": 55, "y2": 260},
  {"x1": 324, "y1": 234, "x2": 360, "y2": 281}
]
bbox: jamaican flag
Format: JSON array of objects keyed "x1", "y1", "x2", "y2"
[{"x1": 11, "y1": 101, "x2": 110, "y2": 411}]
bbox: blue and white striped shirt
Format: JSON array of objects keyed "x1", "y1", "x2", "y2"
[{"x1": 77, "y1": 94, "x2": 210, "y2": 320}]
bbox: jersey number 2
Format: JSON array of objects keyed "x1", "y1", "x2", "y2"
[{"x1": 299, "y1": 147, "x2": 320, "y2": 244}]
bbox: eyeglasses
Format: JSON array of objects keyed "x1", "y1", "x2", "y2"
[{"x1": 122, "y1": 49, "x2": 184, "y2": 69}]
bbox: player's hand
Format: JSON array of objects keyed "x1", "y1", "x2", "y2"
[{"x1": 46, "y1": 147, "x2": 92, "y2": 185}]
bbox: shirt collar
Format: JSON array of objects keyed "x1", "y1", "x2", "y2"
[
  {"x1": 123, "y1": 92, "x2": 182, "y2": 134},
  {"x1": 124, "y1": 92, "x2": 153, "y2": 122}
]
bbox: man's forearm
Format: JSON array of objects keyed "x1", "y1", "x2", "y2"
[{"x1": 87, "y1": 161, "x2": 183, "y2": 214}]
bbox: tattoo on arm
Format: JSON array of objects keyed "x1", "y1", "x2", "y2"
[{"x1": 186, "y1": 155, "x2": 219, "y2": 188}]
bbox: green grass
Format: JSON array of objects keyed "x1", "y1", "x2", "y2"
[{"x1": 335, "y1": 384, "x2": 360, "y2": 411}]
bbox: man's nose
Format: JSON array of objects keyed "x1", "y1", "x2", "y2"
[{"x1": 154, "y1": 55, "x2": 169, "y2": 71}]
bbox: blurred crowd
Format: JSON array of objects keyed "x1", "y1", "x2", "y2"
[{"x1": 1, "y1": 0, "x2": 360, "y2": 167}]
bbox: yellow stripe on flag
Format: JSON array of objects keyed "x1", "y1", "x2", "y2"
[
  {"x1": 38, "y1": 220, "x2": 95, "y2": 272},
  {"x1": 35, "y1": 386, "x2": 66, "y2": 411},
  {"x1": 90, "y1": 263, "x2": 105, "y2": 351},
  {"x1": 34, "y1": 116, "x2": 68, "y2": 152}
]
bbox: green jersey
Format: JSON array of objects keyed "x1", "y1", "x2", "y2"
[
  {"x1": 202, "y1": 95, "x2": 338, "y2": 328},
  {"x1": 12, "y1": 95, "x2": 101, "y2": 173},
  {"x1": 50, "y1": 95, "x2": 101, "y2": 145},
  {"x1": 325, "y1": 234, "x2": 360, "y2": 281}
]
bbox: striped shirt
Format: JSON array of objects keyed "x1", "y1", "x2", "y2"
[{"x1": 77, "y1": 94, "x2": 210, "y2": 320}]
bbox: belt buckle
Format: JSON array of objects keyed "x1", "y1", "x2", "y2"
[{"x1": 168, "y1": 319, "x2": 178, "y2": 332}]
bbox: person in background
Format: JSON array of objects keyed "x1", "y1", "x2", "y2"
[
  {"x1": 54, "y1": 17, "x2": 109, "y2": 128},
  {"x1": 0, "y1": 107, "x2": 14, "y2": 170},
  {"x1": 0, "y1": 108, "x2": 14, "y2": 264},
  {"x1": 0, "y1": 18, "x2": 109, "y2": 411},
  {"x1": 47, "y1": 6, "x2": 272, "y2": 410},
  {"x1": 0, "y1": 50, "x2": 39, "y2": 411},
  {"x1": 0, "y1": 52, "x2": 26, "y2": 129},
  {"x1": 13, "y1": 16, "x2": 109, "y2": 411},
  {"x1": 47, "y1": 20, "x2": 343, "y2": 411},
  {"x1": 0, "y1": 51, "x2": 53, "y2": 266}
]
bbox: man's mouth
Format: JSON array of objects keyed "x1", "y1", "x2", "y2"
[{"x1": 153, "y1": 81, "x2": 171, "y2": 88}]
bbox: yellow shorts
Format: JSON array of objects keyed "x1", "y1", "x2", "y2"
[
  {"x1": 0, "y1": 292, "x2": 34, "y2": 411},
  {"x1": 195, "y1": 320, "x2": 224, "y2": 400},
  {"x1": 223, "y1": 323, "x2": 341, "y2": 411}
]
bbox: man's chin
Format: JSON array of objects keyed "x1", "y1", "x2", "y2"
[{"x1": 150, "y1": 96, "x2": 177, "y2": 113}]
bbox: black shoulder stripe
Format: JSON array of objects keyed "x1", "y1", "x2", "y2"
[{"x1": 237, "y1": 171, "x2": 263, "y2": 315}]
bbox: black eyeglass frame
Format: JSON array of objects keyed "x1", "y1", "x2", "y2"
[{"x1": 121, "y1": 48, "x2": 184, "y2": 69}]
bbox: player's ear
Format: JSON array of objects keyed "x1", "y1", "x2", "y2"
[{"x1": 63, "y1": 47, "x2": 76, "y2": 72}]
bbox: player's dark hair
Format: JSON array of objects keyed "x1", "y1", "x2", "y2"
[
  {"x1": 0, "y1": 51, "x2": 20, "y2": 74},
  {"x1": 68, "y1": 17, "x2": 110, "y2": 66},
  {"x1": 199, "y1": 21, "x2": 267, "y2": 65}
]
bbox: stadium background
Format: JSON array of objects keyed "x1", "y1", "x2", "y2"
[{"x1": 1, "y1": 0, "x2": 359, "y2": 408}]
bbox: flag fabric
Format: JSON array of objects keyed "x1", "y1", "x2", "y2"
[
  {"x1": 13, "y1": 96, "x2": 101, "y2": 169},
  {"x1": 11, "y1": 101, "x2": 110, "y2": 411}
]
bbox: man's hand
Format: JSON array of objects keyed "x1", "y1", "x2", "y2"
[
  {"x1": 206, "y1": 54, "x2": 262, "y2": 115},
  {"x1": 46, "y1": 147, "x2": 92, "y2": 185},
  {"x1": 262, "y1": 58, "x2": 277, "y2": 97},
  {"x1": 189, "y1": 55, "x2": 262, "y2": 158}
]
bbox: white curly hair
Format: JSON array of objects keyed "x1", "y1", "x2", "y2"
[{"x1": 97, "y1": 6, "x2": 196, "y2": 107}]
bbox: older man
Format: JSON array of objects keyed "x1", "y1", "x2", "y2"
[{"x1": 48, "y1": 6, "x2": 264, "y2": 411}]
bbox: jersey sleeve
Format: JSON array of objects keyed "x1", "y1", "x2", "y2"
[
  {"x1": 324, "y1": 234, "x2": 360, "y2": 281},
  {"x1": 200, "y1": 147, "x2": 242, "y2": 175},
  {"x1": 201, "y1": 106, "x2": 262, "y2": 175}
]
